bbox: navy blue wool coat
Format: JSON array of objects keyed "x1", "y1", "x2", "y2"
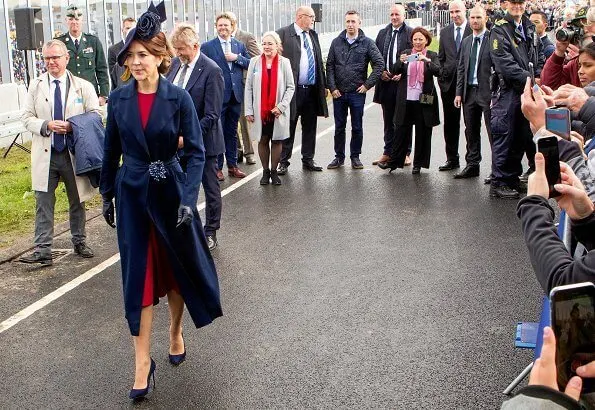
[{"x1": 100, "y1": 77, "x2": 222, "y2": 336}]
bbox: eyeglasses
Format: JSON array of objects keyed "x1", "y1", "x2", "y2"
[
  {"x1": 300, "y1": 14, "x2": 315, "y2": 19},
  {"x1": 43, "y1": 55, "x2": 65, "y2": 62}
]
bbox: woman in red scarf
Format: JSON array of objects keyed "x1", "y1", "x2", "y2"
[
  {"x1": 378, "y1": 27, "x2": 441, "y2": 174},
  {"x1": 245, "y1": 32, "x2": 295, "y2": 185}
]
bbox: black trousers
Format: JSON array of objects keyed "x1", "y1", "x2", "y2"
[
  {"x1": 441, "y1": 83, "x2": 462, "y2": 163},
  {"x1": 462, "y1": 87, "x2": 492, "y2": 167},
  {"x1": 202, "y1": 156, "x2": 222, "y2": 236},
  {"x1": 390, "y1": 101, "x2": 433, "y2": 168},
  {"x1": 281, "y1": 86, "x2": 318, "y2": 166}
]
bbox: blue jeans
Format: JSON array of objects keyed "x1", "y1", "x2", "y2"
[
  {"x1": 218, "y1": 98, "x2": 242, "y2": 169},
  {"x1": 332, "y1": 91, "x2": 366, "y2": 160}
]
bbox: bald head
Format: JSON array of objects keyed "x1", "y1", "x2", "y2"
[
  {"x1": 295, "y1": 6, "x2": 315, "y2": 30},
  {"x1": 469, "y1": 5, "x2": 487, "y2": 34},
  {"x1": 390, "y1": 3, "x2": 406, "y2": 28},
  {"x1": 449, "y1": 0, "x2": 467, "y2": 25}
]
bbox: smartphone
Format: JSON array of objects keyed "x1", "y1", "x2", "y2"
[
  {"x1": 529, "y1": 62, "x2": 535, "y2": 86},
  {"x1": 550, "y1": 282, "x2": 595, "y2": 394},
  {"x1": 406, "y1": 54, "x2": 419, "y2": 63},
  {"x1": 545, "y1": 107, "x2": 571, "y2": 140},
  {"x1": 536, "y1": 136, "x2": 561, "y2": 197}
]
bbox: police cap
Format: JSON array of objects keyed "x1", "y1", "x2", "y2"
[
  {"x1": 66, "y1": 4, "x2": 83, "y2": 18},
  {"x1": 573, "y1": 6, "x2": 588, "y2": 21}
]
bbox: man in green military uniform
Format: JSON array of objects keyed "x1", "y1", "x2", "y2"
[{"x1": 55, "y1": 5, "x2": 109, "y2": 105}]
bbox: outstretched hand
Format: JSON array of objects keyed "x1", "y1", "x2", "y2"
[
  {"x1": 554, "y1": 162, "x2": 595, "y2": 221},
  {"x1": 529, "y1": 326, "x2": 582, "y2": 401}
]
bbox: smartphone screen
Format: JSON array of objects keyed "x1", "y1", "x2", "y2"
[
  {"x1": 545, "y1": 107, "x2": 571, "y2": 140},
  {"x1": 551, "y1": 283, "x2": 595, "y2": 394},
  {"x1": 537, "y1": 136, "x2": 561, "y2": 197},
  {"x1": 529, "y1": 62, "x2": 535, "y2": 86}
]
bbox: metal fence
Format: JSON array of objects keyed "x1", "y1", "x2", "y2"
[{"x1": 415, "y1": 10, "x2": 451, "y2": 31}]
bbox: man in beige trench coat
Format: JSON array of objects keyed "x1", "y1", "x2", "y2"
[{"x1": 20, "y1": 40, "x2": 100, "y2": 266}]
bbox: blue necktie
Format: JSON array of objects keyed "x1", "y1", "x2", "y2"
[
  {"x1": 516, "y1": 24, "x2": 526, "y2": 42},
  {"x1": 53, "y1": 79, "x2": 65, "y2": 152},
  {"x1": 455, "y1": 27, "x2": 461, "y2": 52},
  {"x1": 302, "y1": 31, "x2": 315, "y2": 85}
]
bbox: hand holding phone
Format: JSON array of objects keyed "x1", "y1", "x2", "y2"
[
  {"x1": 550, "y1": 283, "x2": 595, "y2": 394},
  {"x1": 537, "y1": 136, "x2": 562, "y2": 197}
]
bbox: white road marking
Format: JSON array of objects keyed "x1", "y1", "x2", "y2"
[{"x1": 0, "y1": 102, "x2": 375, "y2": 334}]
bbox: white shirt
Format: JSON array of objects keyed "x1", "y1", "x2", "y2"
[
  {"x1": 48, "y1": 72, "x2": 67, "y2": 144},
  {"x1": 387, "y1": 24, "x2": 403, "y2": 71},
  {"x1": 469, "y1": 29, "x2": 487, "y2": 85},
  {"x1": 173, "y1": 51, "x2": 200, "y2": 89},
  {"x1": 219, "y1": 36, "x2": 233, "y2": 69},
  {"x1": 294, "y1": 23, "x2": 316, "y2": 85},
  {"x1": 454, "y1": 21, "x2": 468, "y2": 44},
  {"x1": 70, "y1": 33, "x2": 82, "y2": 46}
]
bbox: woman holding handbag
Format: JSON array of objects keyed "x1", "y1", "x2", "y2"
[
  {"x1": 244, "y1": 31, "x2": 295, "y2": 185},
  {"x1": 99, "y1": 3, "x2": 222, "y2": 400},
  {"x1": 378, "y1": 27, "x2": 440, "y2": 174}
]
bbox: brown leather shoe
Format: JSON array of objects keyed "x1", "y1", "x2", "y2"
[
  {"x1": 216, "y1": 170, "x2": 225, "y2": 182},
  {"x1": 228, "y1": 166, "x2": 246, "y2": 178},
  {"x1": 372, "y1": 154, "x2": 390, "y2": 166}
]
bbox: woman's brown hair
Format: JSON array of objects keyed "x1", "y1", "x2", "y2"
[
  {"x1": 410, "y1": 27, "x2": 433, "y2": 47},
  {"x1": 121, "y1": 32, "x2": 174, "y2": 81}
]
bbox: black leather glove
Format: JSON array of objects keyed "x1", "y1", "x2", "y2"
[
  {"x1": 102, "y1": 198, "x2": 116, "y2": 228},
  {"x1": 176, "y1": 205, "x2": 193, "y2": 228}
]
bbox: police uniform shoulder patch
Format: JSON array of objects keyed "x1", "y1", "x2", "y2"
[
  {"x1": 495, "y1": 19, "x2": 507, "y2": 26},
  {"x1": 493, "y1": 39, "x2": 498, "y2": 49}
]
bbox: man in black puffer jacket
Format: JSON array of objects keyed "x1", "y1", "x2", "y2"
[{"x1": 326, "y1": 10, "x2": 383, "y2": 170}]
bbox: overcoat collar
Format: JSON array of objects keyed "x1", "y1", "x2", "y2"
[
  {"x1": 184, "y1": 53, "x2": 207, "y2": 91},
  {"x1": 118, "y1": 76, "x2": 178, "y2": 158}
]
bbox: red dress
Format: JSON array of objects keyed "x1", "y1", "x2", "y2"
[{"x1": 138, "y1": 92, "x2": 180, "y2": 307}]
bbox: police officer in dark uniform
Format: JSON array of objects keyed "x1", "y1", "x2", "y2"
[
  {"x1": 489, "y1": 0, "x2": 544, "y2": 199},
  {"x1": 55, "y1": 5, "x2": 109, "y2": 105}
]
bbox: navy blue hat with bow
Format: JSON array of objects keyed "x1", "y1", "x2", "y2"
[{"x1": 117, "y1": 1, "x2": 167, "y2": 66}]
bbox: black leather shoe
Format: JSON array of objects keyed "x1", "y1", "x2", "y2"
[
  {"x1": 270, "y1": 170, "x2": 282, "y2": 185},
  {"x1": 438, "y1": 161, "x2": 460, "y2": 171},
  {"x1": 484, "y1": 175, "x2": 492, "y2": 185},
  {"x1": 74, "y1": 243, "x2": 94, "y2": 258},
  {"x1": 489, "y1": 185, "x2": 520, "y2": 199},
  {"x1": 19, "y1": 251, "x2": 53, "y2": 265},
  {"x1": 277, "y1": 164, "x2": 288, "y2": 175},
  {"x1": 412, "y1": 166, "x2": 421, "y2": 174},
  {"x1": 260, "y1": 169, "x2": 270, "y2": 185},
  {"x1": 454, "y1": 165, "x2": 479, "y2": 179},
  {"x1": 303, "y1": 160, "x2": 323, "y2": 171}
]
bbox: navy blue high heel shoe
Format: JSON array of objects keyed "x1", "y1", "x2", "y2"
[
  {"x1": 169, "y1": 334, "x2": 186, "y2": 366},
  {"x1": 129, "y1": 358, "x2": 156, "y2": 400}
]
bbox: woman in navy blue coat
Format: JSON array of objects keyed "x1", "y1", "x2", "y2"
[{"x1": 99, "y1": 5, "x2": 222, "y2": 400}]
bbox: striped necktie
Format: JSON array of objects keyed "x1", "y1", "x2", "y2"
[{"x1": 302, "y1": 31, "x2": 315, "y2": 85}]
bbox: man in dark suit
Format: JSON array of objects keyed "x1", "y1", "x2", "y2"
[
  {"x1": 276, "y1": 6, "x2": 329, "y2": 174},
  {"x1": 454, "y1": 5, "x2": 493, "y2": 179},
  {"x1": 372, "y1": 3, "x2": 413, "y2": 166},
  {"x1": 438, "y1": 0, "x2": 472, "y2": 171},
  {"x1": 228, "y1": 11, "x2": 260, "y2": 166},
  {"x1": 168, "y1": 24, "x2": 225, "y2": 250},
  {"x1": 201, "y1": 12, "x2": 250, "y2": 180},
  {"x1": 107, "y1": 17, "x2": 135, "y2": 91}
]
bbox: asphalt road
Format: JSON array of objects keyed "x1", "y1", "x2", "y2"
[{"x1": 0, "y1": 93, "x2": 543, "y2": 409}]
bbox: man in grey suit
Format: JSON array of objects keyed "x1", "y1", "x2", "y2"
[
  {"x1": 168, "y1": 24, "x2": 225, "y2": 250},
  {"x1": 454, "y1": 5, "x2": 493, "y2": 179},
  {"x1": 229, "y1": 12, "x2": 260, "y2": 165}
]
